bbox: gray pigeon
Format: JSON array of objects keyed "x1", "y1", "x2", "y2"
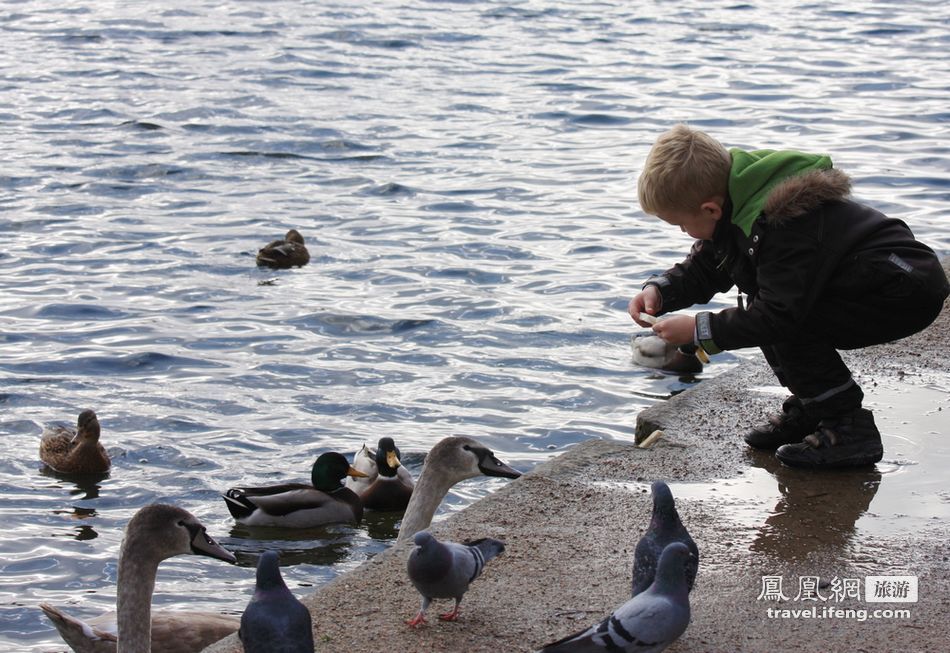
[
  {"x1": 239, "y1": 550, "x2": 314, "y2": 653},
  {"x1": 631, "y1": 480, "x2": 698, "y2": 597},
  {"x1": 406, "y1": 530, "x2": 505, "y2": 627},
  {"x1": 537, "y1": 542, "x2": 693, "y2": 653}
]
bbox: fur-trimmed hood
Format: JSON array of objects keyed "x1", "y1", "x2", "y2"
[{"x1": 763, "y1": 168, "x2": 852, "y2": 224}]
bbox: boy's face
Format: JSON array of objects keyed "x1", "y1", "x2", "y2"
[{"x1": 656, "y1": 198, "x2": 723, "y2": 241}]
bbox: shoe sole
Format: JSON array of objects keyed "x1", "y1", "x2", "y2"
[{"x1": 775, "y1": 449, "x2": 883, "y2": 469}]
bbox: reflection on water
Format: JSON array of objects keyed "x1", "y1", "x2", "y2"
[
  {"x1": 39, "y1": 467, "x2": 108, "y2": 501},
  {"x1": 73, "y1": 525, "x2": 99, "y2": 542},
  {"x1": 746, "y1": 451, "x2": 881, "y2": 561},
  {"x1": 226, "y1": 524, "x2": 356, "y2": 563},
  {"x1": 361, "y1": 511, "x2": 403, "y2": 542}
]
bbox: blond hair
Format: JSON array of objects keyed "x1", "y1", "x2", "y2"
[{"x1": 637, "y1": 124, "x2": 731, "y2": 215}]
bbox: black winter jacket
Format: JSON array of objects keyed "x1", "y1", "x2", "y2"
[{"x1": 646, "y1": 168, "x2": 947, "y2": 353}]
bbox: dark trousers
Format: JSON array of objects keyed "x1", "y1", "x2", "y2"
[{"x1": 760, "y1": 261, "x2": 948, "y2": 419}]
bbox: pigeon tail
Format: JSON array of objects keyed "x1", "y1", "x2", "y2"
[{"x1": 463, "y1": 537, "x2": 505, "y2": 583}]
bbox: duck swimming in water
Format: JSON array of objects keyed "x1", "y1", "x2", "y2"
[
  {"x1": 346, "y1": 437, "x2": 415, "y2": 512},
  {"x1": 630, "y1": 334, "x2": 703, "y2": 375},
  {"x1": 256, "y1": 229, "x2": 310, "y2": 269},
  {"x1": 39, "y1": 409, "x2": 111, "y2": 475},
  {"x1": 223, "y1": 452, "x2": 367, "y2": 528}
]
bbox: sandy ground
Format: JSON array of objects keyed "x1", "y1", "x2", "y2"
[{"x1": 205, "y1": 262, "x2": 949, "y2": 653}]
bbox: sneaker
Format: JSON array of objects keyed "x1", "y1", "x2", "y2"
[
  {"x1": 744, "y1": 396, "x2": 819, "y2": 450},
  {"x1": 775, "y1": 408, "x2": 883, "y2": 468}
]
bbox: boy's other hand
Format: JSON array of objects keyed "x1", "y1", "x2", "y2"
[
  {"x1": 628, "y1": 286, "x2": 662, "y2": 326},
  {"x1": 652, "y1": 314, "x2": 696, "y2": 346}
]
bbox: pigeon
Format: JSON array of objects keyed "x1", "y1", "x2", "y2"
[
  {"x1": 405, "y1": 530, "x2": 505, "y2": 627},
  {"x1": 631, "y1": 480, "x2": 698, "y2": 597},
  {"x1": 239, "y1": 550, "x2": 314, "y2": 653},
  {"x1": 537, "y1": 542, "x2": 693, "y2": 653}
]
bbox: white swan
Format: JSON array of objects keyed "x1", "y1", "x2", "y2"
[
  {"x1": 40, "y1": 504, "x2": 240, "y2": 653},
  {"x1": 397, "y1": 436, "x2": 521, "y2": 543}
]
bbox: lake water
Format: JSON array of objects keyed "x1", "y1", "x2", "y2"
[{"x1": 2, "y1": 1, "x2": 948, "y2": 650}]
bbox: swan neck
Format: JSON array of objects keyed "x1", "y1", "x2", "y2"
[
  {"x1": 397, "y1": 468, "x2": 453, "y2": 543},
  {"x1": 116, "y1": 538, "x2": 160, "y2": 653}
]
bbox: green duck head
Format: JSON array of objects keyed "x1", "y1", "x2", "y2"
[{"x1": 311, "y1": 452, "x2": 367, "y2": 492}]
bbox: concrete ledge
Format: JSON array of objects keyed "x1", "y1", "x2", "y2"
[{"x1": 205, "y1": 261, "x2": 949, "y2": 653}]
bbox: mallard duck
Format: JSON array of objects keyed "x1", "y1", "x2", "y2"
[
  {"x1": 397, "y1": 436, "x2": 521, "y2": 543},
  {"x1": 345, "y1": 437, "x2": 415, "y2": 512},
  {"x1": 222, "y1": 452, "x2": 367, "y2": 528},
  {"x1": 346, "y1": 443, "x2": 377, "y2": 491},
  {"x1": 39, "y1": 409, "x2": 111, "y2": 475},
  {"x1": 255, "y1": 229, "x2": 310, "y2": 269},
  {"x1": 630, "y1": 334, "x2": 703, "y2": 374},
  {"x1": 40, "y1": 504, "x2": 239, "y2": 653}
]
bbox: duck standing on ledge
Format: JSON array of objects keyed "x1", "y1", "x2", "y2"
[
  {"x1": 256, "y1": 229, "x2": 310, "y2": 269},
  {"x1": 223, "y1": 452, "x2": 367, "y2": 528},
  {"x1": 39, "y1": 409, "x2": 111, "y2": 475}
]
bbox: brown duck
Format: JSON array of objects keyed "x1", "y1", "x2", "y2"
[
  {"x1": 40, "y1": 409, "x2": 111, "y2": 474},
  {"x1": 256, "y1": 229, "x2": 310, "y2": 269}
]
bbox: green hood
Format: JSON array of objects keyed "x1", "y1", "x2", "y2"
[{"x1": 729, "y1": 148, "x2": 833, "y2": 236}]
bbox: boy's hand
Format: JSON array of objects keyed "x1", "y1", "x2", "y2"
[
  {"x1": 652, "y1": 314, "x2": 696, "y2": 346},
  {"x1": 628, "y1": 286, "x2": 662, "y2": 327}
]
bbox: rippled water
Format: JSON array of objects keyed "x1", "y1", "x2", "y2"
[{"x1": 2, "y1": 1, "x2": 948, "y2": 650}]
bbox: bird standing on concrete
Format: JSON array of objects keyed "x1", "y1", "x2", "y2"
[
  {"x1": 239, "y1": 550, "x2": 314, "y2": 653},
  {"x1": 537, "y1": 542, "x2": 693, "y2": 653},
  {"x1": 405, "y1": 530, "x2": 505, "y2": 627},
  {"x1": 631, "y1": 480, "x2": 698, "y2": 597}
]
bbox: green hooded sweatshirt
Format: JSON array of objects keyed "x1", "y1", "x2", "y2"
[{"x1": 728, "y1": 148, "x2": 833, "y2": 237}]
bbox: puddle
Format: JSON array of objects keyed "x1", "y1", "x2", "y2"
[{"x1": 602, "y1": 380, "x2": 949, "y2": 561}]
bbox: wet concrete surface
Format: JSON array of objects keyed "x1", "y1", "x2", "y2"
[{"x1": 204, "y1": 262, "x2": 949, "y2": 653}]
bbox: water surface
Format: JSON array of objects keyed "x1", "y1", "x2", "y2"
[{"x1": 2, "y1": 1, "x2": 948, "y2": 650}]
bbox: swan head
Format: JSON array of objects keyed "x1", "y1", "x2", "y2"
[
  {"x1": 424, "y1": 436, "x2": 521, "y2": 484},
  {"x1": 122, "y1": 504, "x2": 236, "y2": 565}
]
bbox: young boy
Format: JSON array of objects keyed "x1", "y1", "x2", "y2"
[{"x1": 629, "y1": 124, "x2": 949, "y2": 469}]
